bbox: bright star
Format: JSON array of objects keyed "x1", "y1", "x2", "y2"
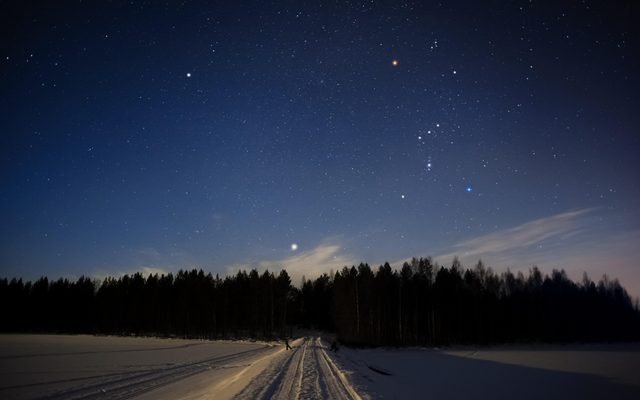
[
  {"x1": 401, "y1": 194, "x2": 405, "y2": 199},
  {"x1": 186, "y1": 72, "x2": 192, "y2": 77},
  {"x1": 391, "y1": 59, "x2": 399, "y2": 66},
  {"x1": 466, "y1": 186, "x2": 473, "y2": 193},
  {"x1": 291, "y1": 243, "x2": 298, "y2": 251}
]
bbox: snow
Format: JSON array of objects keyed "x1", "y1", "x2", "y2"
[
  {"x1": 0, "y1": 334, "x2": 276, "y2": 400},
  {"x1": 2, "y1": 334, "x2": 639, "y2": 399},
  {"x1": 235, "y1": 336, "x2": 362, "y2": 399},
  {"x1": 0, "y1": 334, "x2": 362, "y2": 400},
  {"x1": 330, "y1": 342, "x2": 640, "y2": 399}
]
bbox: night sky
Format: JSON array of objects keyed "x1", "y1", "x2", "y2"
[{"x1": 1, "y1": 2, "x2": 639, "y2": 296}]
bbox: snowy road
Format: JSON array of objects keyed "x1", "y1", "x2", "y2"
[{"x1": 234, "y1": 336, "x2": 362, "y2": 400}]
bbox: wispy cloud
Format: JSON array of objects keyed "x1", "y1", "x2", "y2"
[
  {"x1": 90, "y1": 247, "x2": 194, "y2": 281},
  {"x1": 226, "y1": 242, "x2": 359, "y2": 286},
  {"x1": 91, "y1": 266, "x2": 171, "y2": 281},
  {"x1": 425, "y1": 208, "x2": 640, "y2": 299},
  {"x1": 434, "y1": 208, "x2": 597, "y2": 266}
]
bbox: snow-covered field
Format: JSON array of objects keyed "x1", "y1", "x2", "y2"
[
  {"x1": 331, "y1": 342, "x2": 640, "y2": 399},
  {"x1": 0, "y1": 334, "x2": 277, "y2": 400},
  {"x1": 1, "y1": 334, "x2": 639, "y2": 399}
]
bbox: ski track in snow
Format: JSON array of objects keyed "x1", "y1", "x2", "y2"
[
  {"x1": 235, "y1": 336, "x2": 362, "y2": 400},
  {"x1": 35, "y1": 345, "x2": 274, "y2": 400}
]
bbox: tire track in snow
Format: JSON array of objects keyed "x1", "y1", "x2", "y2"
[
  {"x1": 235, "y1": 336, "x2": 361, "y2": 400},
  {"x1": 261, "y1": 337, "x2": 306, "y2": 399},
  {"x1": 279, "y1": 336, "x2": 308, "y2": 398},
  {"x1": 38, "y1": 345, "x2": 274, "y2": 400},
  {"x1": 299, "y1": 338, "x2": 322, "y2": 399},
  {"x1": 233, "y1": 337, "x2": 307, "y2": 399},
  {"x1": 315, "y1": 337, "x2": 362, "y2": 400}
]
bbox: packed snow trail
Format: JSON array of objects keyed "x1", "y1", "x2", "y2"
[{"x1": 235, "y1": 336, "x2": 362, "y2": 400}]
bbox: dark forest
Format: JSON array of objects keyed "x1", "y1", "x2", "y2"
[{"x1": 2, "y1": 258, "x2": 639, "y2": 346}]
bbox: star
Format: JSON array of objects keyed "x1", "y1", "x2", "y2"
[
  {"x1": 466, "y1": 186, "x2": 473, "y2": 193},
  {"x1": 291, "y1": 243, "x2": 298, "y2": 251},
  {"x1": 401, "y1": 194, "x2": 405, "y2": 199},
  {"x1": 391, "y1": 59, "x2": 399, "y2": 66},
  {"x1": 186, "y1": 72, "x2": 192, "y2": 77}
]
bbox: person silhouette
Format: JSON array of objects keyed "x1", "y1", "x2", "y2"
[{"x1": 285, "y1": 338, "x2": 292, "y2": 350}]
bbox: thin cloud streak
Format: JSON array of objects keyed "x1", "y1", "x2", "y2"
[
  {"x1": 435, "y1": 208, "x2": 596, "y2": 264},
  {"x1": 422, "y1": 207, "x2": 640, "y2": 298},
  {"x1": 227, "y1": 243, "x2": 359, "y2": 286},
  {"x1": 91, "y1": 247, "x2": 194, "y2": 281},
  {"x1": 92, "y1": 266, "x2": 171, "y2": 282}
]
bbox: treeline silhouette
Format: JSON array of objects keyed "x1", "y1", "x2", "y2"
[
  {"x1": 1, "y1": 257, "x2": 639, "y2": 345},
  {"x1": 330, "y1": 258, "x2": 640, "y2": 345},
  {"x1": 0, "y1": 269, "x2": 294, "y2": 339}
]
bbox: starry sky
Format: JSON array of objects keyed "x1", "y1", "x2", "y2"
[{"x1": 1, "y1": 1, "x2": 639, "y2": 296}]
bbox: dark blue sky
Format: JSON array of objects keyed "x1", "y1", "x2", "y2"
[{"x1": 1, "y1": 1, "x2": 639, "y2": 296}]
